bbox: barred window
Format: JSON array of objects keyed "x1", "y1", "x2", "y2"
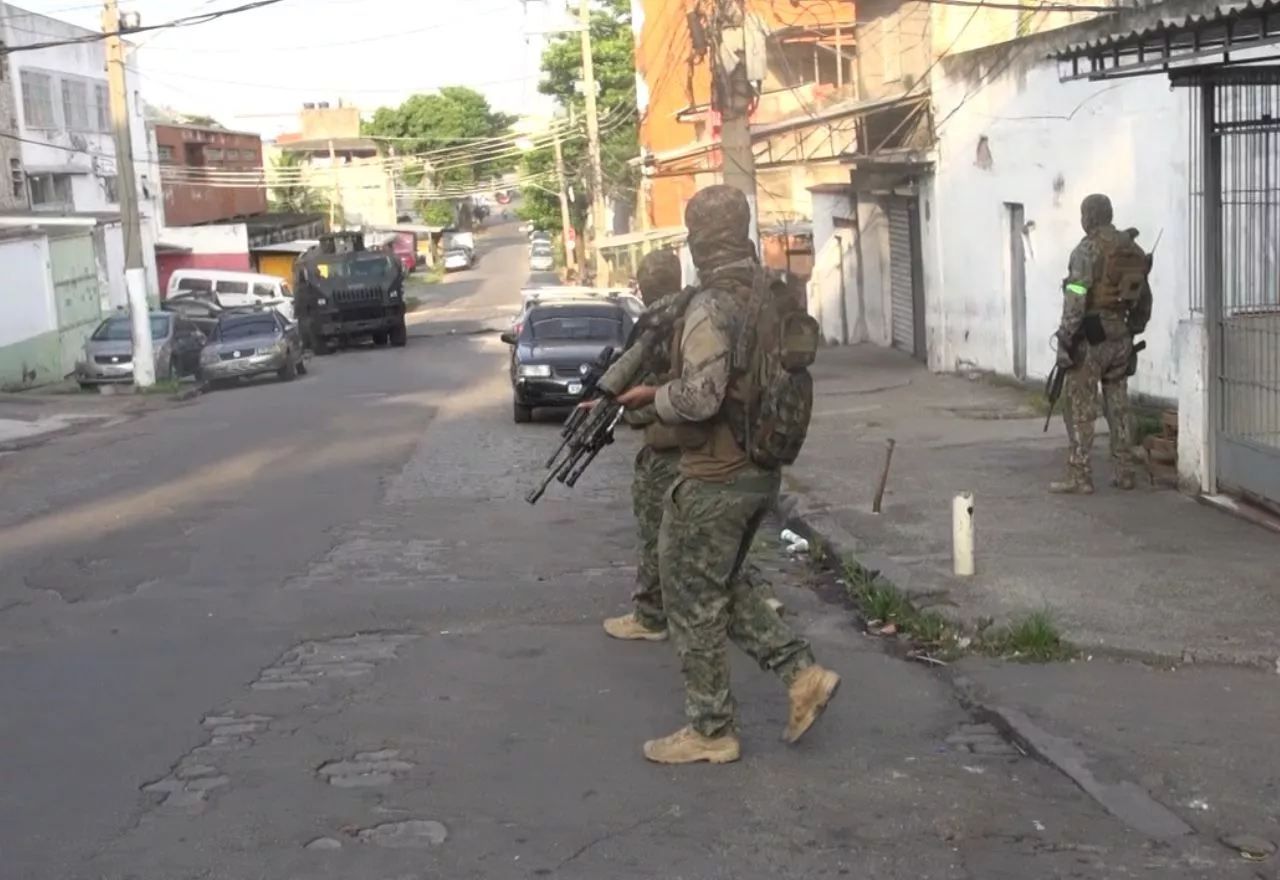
[
  {"x1": 62, "y1": 78, "x2": 91, "y2": 131},
  {"x1": 21, "y1": 70, "x2": 56, "y2": 129},
  {"x1": 94, "y1": 82, "x2": 110, "y2": 132}
]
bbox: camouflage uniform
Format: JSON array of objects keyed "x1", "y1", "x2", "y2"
[
  {"x1": 604, "y1": 250, "x2": 787, "y2": 641},
  {"x1": 636, "y1": 185, "x2": 840, "y2": 765},
  {"x1": 1053, "y1": 195, "x2": 1151, "y2": 493}
]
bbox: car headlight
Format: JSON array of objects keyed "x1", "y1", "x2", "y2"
[
  {"x1": 388, "y1": 290, "x2": 400, "y2": 298},
  {"x1": 316, "y1": 297, "x2": 327, "y2": 306},
  {"x1": 518, "y1": 364, "x2": 551, "y2": 378}
]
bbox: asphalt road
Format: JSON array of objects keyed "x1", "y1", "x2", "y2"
[{"x1": 0, "y1": 223, "x2": 1251, "y2": 880}]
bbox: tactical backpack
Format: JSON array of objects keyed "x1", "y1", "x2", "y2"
[
  {"x1": 731, "y1": 276, "x2": 821, "y2": 470},
  {"x1": 1091, "y1": 229, "x2": 1150, "y2": 315}
]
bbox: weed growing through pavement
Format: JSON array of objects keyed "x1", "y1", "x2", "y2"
[{"x1": 838, "y1": 559, "x2": 1075, "y2": 663}]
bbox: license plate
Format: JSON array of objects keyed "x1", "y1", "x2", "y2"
[{"x1": 567, "y1": 382, "x2": 583, "y2": 395}]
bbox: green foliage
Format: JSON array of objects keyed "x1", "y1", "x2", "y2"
[
  {"x1": 364, "y1": 86, "x2": 517, "y2": 202},
  {"x1": 269, "y1": 150, "x2": 326, "y2": 214},
  {"x1": 523, "y1": 0, "x2": 639, "y2": 235}
]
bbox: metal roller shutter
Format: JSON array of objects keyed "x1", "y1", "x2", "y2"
[{"x1": 887, "y1": 198, "x2": 915, "y2": 356}]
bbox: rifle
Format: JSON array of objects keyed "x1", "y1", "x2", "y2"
[
  {"x1": 1043, "y1": 332, "x2": 1082, "y2": 432},
  {"x1": 525, "y1": 346, "x2": 626, "y2": 505},
  {"x1": 526, "y1": 287, "x2": 696, "y2": 504}
]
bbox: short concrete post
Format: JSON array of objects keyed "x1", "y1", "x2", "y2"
[{"x1": 952, "y1": 492, "x2": 975, "y2": 577}]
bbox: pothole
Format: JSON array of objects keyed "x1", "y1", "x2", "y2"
[
  {"x1": 357, "y1": 819, "x2": 449, "y2": 848},
  {"x1": 318, "y1": 748, "x2": 415, "y2": 787}
]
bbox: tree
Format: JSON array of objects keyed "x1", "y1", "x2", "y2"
[
  {"x1": 268, "y1": 150, "x2": 326, "y2": 214},
  {"x1": 364, "y1": 86, "x2": 517, "y2": 213},
  {"x1": 522, "y1": 0, "x2": 639, "y2": 236}
]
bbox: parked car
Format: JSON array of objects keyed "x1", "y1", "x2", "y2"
[
  {"x1": 443, "y1": 247, "x2": 475, "y2": 272},
  {"x1": 162, "y1": 294, "x2": 229, "y2": 336},
  {"x1": 529, "y1": 244, "x2": 555, "y2": 273},
  {"x1": 499, "y1": 300, "x2": 633, "y2": 423},
  {"x1": 509, "y1": 286, "x2": 644, "y2": 333},
  {"x1": 166, "y1": 269, "x2": 293, "y2": 307},
  {"x1": 75, "y1": 311, "x2": 205, "y2": 388},
  {"x1": 529, "y1": 229, "x2": 552, "y2": 248},
  {"x1": 199, "y1": 308, "x2": 306, "y2": 386}
]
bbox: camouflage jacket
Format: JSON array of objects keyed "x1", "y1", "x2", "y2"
[{"x1": 653, "y1": 288, "x2": 739, "y2": 425}]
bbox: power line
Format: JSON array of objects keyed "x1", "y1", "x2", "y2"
[{"x1": 0, "y1": 0, "x2": 291, "y2": 56}]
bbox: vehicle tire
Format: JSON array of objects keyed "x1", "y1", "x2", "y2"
[
  {"x1": 278, "y1": 355, "x2": 298, "y2": 382},
  {"x1": 513, "y1": 402, "x2": 533, "y2": 423},
  {"x1": 389, "y1": 321, "x2": 408, "y2": 347},
  {"x1": 78, "y1": 381, "x2": 95, "y2": 391},
  {"x1": 371, "y1": 332, "x2": 389, "y2": 346}
]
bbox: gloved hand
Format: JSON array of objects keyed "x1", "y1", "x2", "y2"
[{"x1": 1054, "y1": 332, "x2": 1076, "y2": 369}]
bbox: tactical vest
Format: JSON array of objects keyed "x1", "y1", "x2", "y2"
[{"x1": 1089, "y1": 227, "x2": 1150, "y2": 318}]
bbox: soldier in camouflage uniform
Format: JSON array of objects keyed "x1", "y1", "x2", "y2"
[
  {"x1": 1053, "y1": 194, "x2": 1152, "y2": 494},
  {"x1": 615, "y1": 185, "x2": 840, "y2": 765},
  {"x1": 603, "y1": 251, "x2": 786, "y2": 642}
]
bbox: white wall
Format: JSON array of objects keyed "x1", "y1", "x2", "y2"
[
  {"x1": 0, "y1": 234, "x2": 55, "y2": 345},
  {"x1": 3, "y1": 5, "x2": 159, "y2": 294},
  {"x1": 158, "y1": 223, "x2": 248, "y2": 254},
  {"x1": 928, "y1": 54, "x2": 1188, "y2": 401}
]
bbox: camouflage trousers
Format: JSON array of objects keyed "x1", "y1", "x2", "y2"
[
  {"x1": 1061, "y1": 332, "x2": 1135, "y2": 482},
  {"x1": 658, "y1": 470, "x2": 816, "y2": 738},
  {"x1": 631, "y1": 446, "x2": 778, "y2": 631}
]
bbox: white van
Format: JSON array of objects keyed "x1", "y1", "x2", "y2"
[{"x1": 166, "y1": 269, "x2": 294, "y2": 321}]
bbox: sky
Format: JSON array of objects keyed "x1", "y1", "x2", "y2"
[{"x1": 10, "y1": 0, "x2": 571, "y2": 137}]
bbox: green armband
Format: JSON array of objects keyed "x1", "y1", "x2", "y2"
[{"x1": 1064, "y1": 282, "x2": 1089, "y2": 296}]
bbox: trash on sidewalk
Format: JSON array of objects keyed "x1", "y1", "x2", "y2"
[{"x1": 778, "y1": 528, "x2": 809, "y2": 555}]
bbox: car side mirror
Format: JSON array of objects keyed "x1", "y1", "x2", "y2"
[{"x1": 499, "y1": 331, "x2": 516, "y2": 346}]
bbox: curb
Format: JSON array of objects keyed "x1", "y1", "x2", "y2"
[
  {"x1": 774, "y1": 489, "x2": 1280, "y2": 672},
  {"x1": 945, "y1": 671, "x2": 1198, "y2": 842}
]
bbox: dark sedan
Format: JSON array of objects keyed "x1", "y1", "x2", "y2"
[{"x1": 499, "y1": 301, "x2": 632, "y2": 423}]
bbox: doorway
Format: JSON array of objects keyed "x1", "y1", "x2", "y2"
[{"x1": 1006, "y1": 202, "x2": 1027, "y2": 380}]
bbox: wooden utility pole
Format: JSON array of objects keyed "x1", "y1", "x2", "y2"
[
  {"x1": 327, "y1": 138, "x2": 340, "y2": 229},
  {"x1": 102, "y1": 0, "x2": 154, "y2": 386},
  {"x1": 552, "y1": 128, "x2": 577, "y2": 276},
  {"x1": 711, "y1": 0, "x2": 759, "y2": 244},
  {"x1": 578, "y1": 0, "x2": 607, "y2": 282}
]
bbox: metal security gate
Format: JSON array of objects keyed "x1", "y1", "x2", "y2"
[
  {"x1": 885, "y1": 196, "x2": 925, "y2": 360},
  {"x1": 1188, "y1": 68, "x2": 1280, "y2": 510},
  {"x1": 48, "y1": 231, "x2": 103, "y2": 378}
]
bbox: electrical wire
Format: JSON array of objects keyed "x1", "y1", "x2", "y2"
[
  {"x1": 0, "y1": 0, "x2": 292, "y2": 56},
  {"x1": 156, "y1": 104, "x2": 635, "y2": 186}
]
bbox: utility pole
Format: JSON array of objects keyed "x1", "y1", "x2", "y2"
[
  {"x1": 578, "y1": 0, "x2": 607, "y2": 282},
  {"x1": 102, "y1": 0, "x2": 154, "y2": 387},
  {"x1": 552, "y1": 127, "x2": 577, "y2": 277},
  {"x1": 327, "y1": 138, "x2": 340, "y2": 229},
  {"x1": 711, "y1": 0, "x2": 759, "y2": 246}
]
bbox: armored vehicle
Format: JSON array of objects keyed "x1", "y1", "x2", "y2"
[{"x1": 293, "y1": 231, "x2": 407, "y2": 354}]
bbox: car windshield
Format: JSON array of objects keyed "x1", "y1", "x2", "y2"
[
  {"x1": 530, "y1": 315, "x2": 622, "y2": 341},
  {"x1": 92, "y1": 315, "x2": 169, "y2": 341},
  {"x1": 532, "y1": 247, "x2": 553, "y2": 257},
  {"x1": 216, "y1": 316, "x2": 278, "y2": 341}
]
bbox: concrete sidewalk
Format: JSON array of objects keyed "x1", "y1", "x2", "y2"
[{"x1": 779, "y1": 345, "x2": 1280, "y2": 667}]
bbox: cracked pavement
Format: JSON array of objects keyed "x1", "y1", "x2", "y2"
[{"x1": 0, "y1": 224, "x2": 1256, "y2": 880}]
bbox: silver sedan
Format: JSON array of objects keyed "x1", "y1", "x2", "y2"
[{"x1": 199, "y1": 309, "x2": 307, "y2": 386}]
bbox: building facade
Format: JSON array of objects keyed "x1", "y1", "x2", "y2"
[
  {"x1": 153, "y1": 122, "x2": 267, "y2": 226},
  {"x1": 1, "y1": 3, "x2": 160, "y2": 304},
  {"x1": 0, "y1": 2, "x2": 25, "y2": 212},
  {"x1": 268, "y1": 103, "x2": 398, "y2": 228}
]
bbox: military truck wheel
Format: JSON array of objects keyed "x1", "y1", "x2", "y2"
[
  {"x1": 313, "y1": 335, "x2": 334, "y2": 355},
  {"x1": 371, "y1": 332, "x2": 389, "y2": 346},
  {"x1": 513, "y1": 402, "x2": 533, "y2": 423},
  {"x1": 389, "y1": 321, "x2": 408, "y2": 347},
  {"x1": 296, "y1": 355, "x2": 308, "y2": 376}
]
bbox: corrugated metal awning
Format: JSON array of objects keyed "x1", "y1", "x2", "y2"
[{"x1": 1054, "y1": 0, "x2": 1280, "y2": 80}]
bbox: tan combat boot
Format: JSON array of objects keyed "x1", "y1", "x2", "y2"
[
  {"x1": 1111, "y1": 471, "x2": 1136, "y2": 490},
  {"x1": 1049, "y1": 473, "x2": 1094, "y2": 495},
  {"x1": 766, "y1": 597, "x2": 787, "y2": 617},
  {"x1": 784, "y1": 665, "x2": 842, "y2": 743},
  {"x1": 643, "y1": 726, "x2": 741, "y2": 764},
  {"x1": 603, "y1": 613, "x2": 668, "y2": 642}
]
